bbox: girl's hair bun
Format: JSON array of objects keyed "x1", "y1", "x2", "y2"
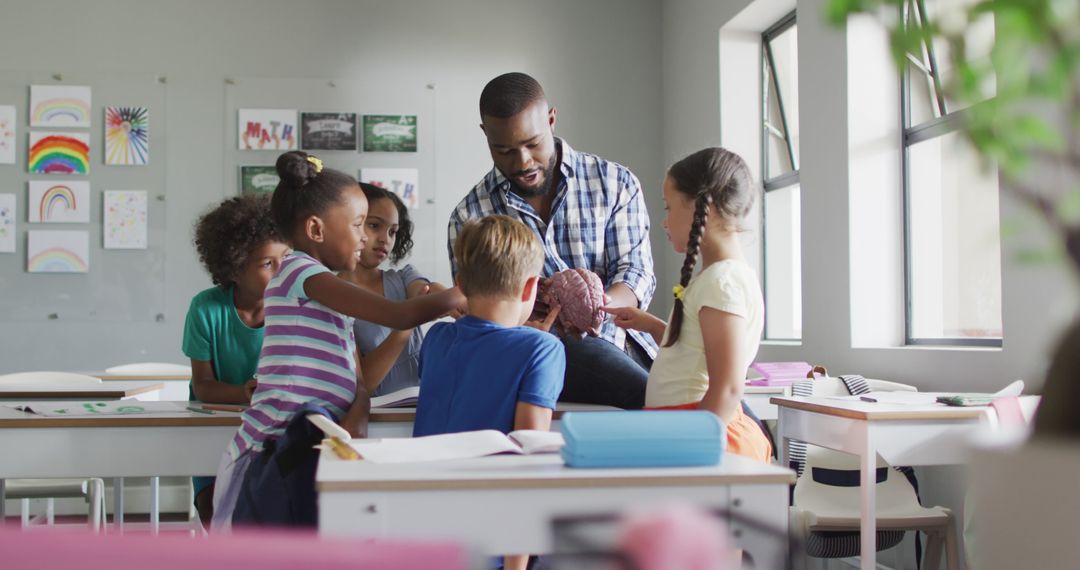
[{"x1": 275, "y1": 151, "x2": 317, "y2": 187}]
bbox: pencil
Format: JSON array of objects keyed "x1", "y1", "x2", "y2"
[
  {"x1": 201, "y1": 403, "x2": 246, "y2": 413},
  {"x1": 185, "y1": 405, "x2": 215, "y2": 415},
  {"x1": 326, "y1": 437, "x2": 361, "y2": 461}
]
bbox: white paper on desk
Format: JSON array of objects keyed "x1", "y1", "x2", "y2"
[
  {"x1": 826, "y1": 392, "x2": 939, "y2": 405},
  {"x1": 8, "y1": 401, "x2": 192, "y2": 417},
  {"x1": 369, "y1": 386, "x2": 420, "y2": 409},
  {"x1": 349, "y1": 429, "x2": 557, "y2": 464}
]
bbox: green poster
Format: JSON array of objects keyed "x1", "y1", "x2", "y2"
[
  {"x1": 240, "y1": 165, "x2": 280, "y2": 194},
  {"x1": 363, "y1": 115, "x2": 417, "y2": 152}
]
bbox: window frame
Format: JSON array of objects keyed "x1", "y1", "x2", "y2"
[
  {"x1": 900, "y1": 0, "x2": 1002, "y2": 347},
  {"x1": 760, "y1": 10, "x2": 801, "y2": 341}
]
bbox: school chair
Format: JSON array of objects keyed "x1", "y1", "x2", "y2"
[
  {"x1": 103, "y1": 362, "x2": 192, "y2": 376},
  {"x1": 787, "y1": 376, "x2": 959, "y2": 570},
  {"x1": 0, "y1": 371, "x2": 108, "y2": 532}
]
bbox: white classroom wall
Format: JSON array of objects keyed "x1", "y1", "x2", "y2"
[
  {"x1": 662, "y1": 0, "x2": 1076, "y2": 393},
  {"x1": 0, "y1": 0, "x2": 664, "y2": 372}
]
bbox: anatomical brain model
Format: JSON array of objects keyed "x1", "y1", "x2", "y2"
[{"x1": 543, "y1": 268, "x2": 605, "y2": 337}]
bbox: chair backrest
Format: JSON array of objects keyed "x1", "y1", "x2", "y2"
[
  {"x1": 793, "y1": 446, "x2": 919, "y2": 514},
  {"x1": 104, "y1": 362, "x2": 192, "y2": 375},
  {"x1": 0, "y1": 372, "x2": 102, "y2": 386},
  {"x1": 795, "y1": 377, "x2": 917, "y2": 397}
]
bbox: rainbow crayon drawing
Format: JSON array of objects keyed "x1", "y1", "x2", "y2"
[
  {"x1": 105, "y1": 106, "x2": 149, "y2": 166},
  {"x1": 29, "y1": 85, "x2": 92, "y2": 128},
  {"x1": 28, "y1": 132, "x2": 90, "y2": 175},
  {"x1": 27, "y1": 230, "x2": 89, "y2": 273},
  {"x1": 28, "y1": 180, "x2": 90, "y2": 223}
]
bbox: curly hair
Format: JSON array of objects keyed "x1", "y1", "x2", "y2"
[
  {"x1": 359, "y1": 182, "x2": 414, "y2": 265},
  {"x1": 194, "y1": 193, "x2": 281, "y2": 287}
]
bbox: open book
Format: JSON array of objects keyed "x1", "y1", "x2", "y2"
[
  {"x1": 308, "y1": 414, "x2": 563, "y2": 463},
  {"x1": 370, "y1": 386, "x2": 420, "y2": 409}
]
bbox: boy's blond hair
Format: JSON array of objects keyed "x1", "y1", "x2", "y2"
[{"x1": 454, "y1": 215, "x2": 544, "y2": 298}]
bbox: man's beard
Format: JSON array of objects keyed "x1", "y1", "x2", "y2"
[{"x1": 507, "y1": 156, "x2": 557, "y2": 199}]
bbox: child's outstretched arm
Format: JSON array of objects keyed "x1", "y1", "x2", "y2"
[
  {"x1": 357, "y1": 282, "x2": 432, "y2": 392},
  {"x1": 304, "y1": 273, "x2": 465, "y2": 330},
  {"x1": 602, "y1": 306, "x2": 667, "y2": 343},
  {"x1": 190, "y1": 359, "x2": 256, "y2": 404},
  {"x1": 697, "y1": 307, "x2": 747, "y2": 423}
]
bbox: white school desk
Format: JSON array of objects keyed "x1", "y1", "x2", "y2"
[
  {"x1": 772, "y1": 396, "x2": 993, "y2": 570},
  {"x1": 0, "y1": 382, "x2": 164, "y2": 401},
  {"x1": 317, "y1": 453, "x2": 795, "y2": 569},
  {"x1": 744, "y1": 385, "x2": 789, "y2": 421},
  {"x1": 88, "y1": 372, "x2": 191, "y2": 401}
]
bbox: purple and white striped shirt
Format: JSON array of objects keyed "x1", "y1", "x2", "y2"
[{"x1": 227, "y1": 252, "x2": 358, "y2": 460}]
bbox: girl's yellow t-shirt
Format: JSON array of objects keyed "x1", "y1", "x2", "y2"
[{"x1": 644, "y1": 259, "x2": 765, "y2": 408}]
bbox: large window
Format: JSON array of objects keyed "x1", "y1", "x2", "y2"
[
  {"x1": 762, "y1": 11, "x2": 801, "y2": 340},
  {"x1": 902, "y1": 0, "x2": 1002, "y2": 345}
]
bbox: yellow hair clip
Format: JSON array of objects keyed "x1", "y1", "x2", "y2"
[
  {"x1": 673, "y1": 284, "x2": 686, "y2": 301},
  {"x1": 306, "y1": 155, "x2": 323, "y2": 174}
]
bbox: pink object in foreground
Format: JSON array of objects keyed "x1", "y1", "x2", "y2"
[
  {"x1": 0, "y1": 524, "x2": 469, "y2": 570},
  {"x1": 617, "y1": 503, "x2": 735, "y2": 570},
  {"x1": 544, "y1": 268, "x2": 605, "y2": 336}
]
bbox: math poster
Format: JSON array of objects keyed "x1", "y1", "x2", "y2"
[
  {"x1": 103, "y1": 190, "x2": 147, "y2": 250},
  {"x1": 300, "y1": 112, "x2": 357, "y2": 151},
  {"x1": 239, "y1": 165, "x2": 280, "y2": 194},
  {"x1": 360, "y1": 168, "x2": 419, "y2": 209},
  {"x1": 362, "y1": 115, "x2": 417, "y2": 152},
  {"x1": 0, "y1": 193, "x2": 15, "y2": 253},
  {"x1": 238, "y1": 109, "x2": 297, "y2": 151},
  {"x1": 0, "y1": 105, "x2": 15, "y2": 164}
]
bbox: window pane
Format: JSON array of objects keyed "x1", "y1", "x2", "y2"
[
  {"x1": 907, "y1": 131, "x2": 1002, "y2": 340},
  {"x1": 764, "y1": 24, "x2": 799, "y2": 180},
  {"x1": 764, "y1": 184, "x2": 802, "y2": 339}
]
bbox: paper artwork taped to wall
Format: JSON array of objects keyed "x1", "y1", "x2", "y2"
[
  {"x1": 362, "y1": 115, "x2": 417, "y2": 152},
  {"x1": 300, "y1": 112, "x2": 357, "y2": 151},
  {"x1": 30, "y1": 85, "x2": 92, "y2": 128},
  {"x1": 359, "y1": 168, "x2": 419, "y2": 209},
  {"x1": 28, "y1": 180, "x2": 91, "y2": 223},
  {"x1": 27, "y1": 230, "x2": 89, "y2": 273},
  {"x1": 239, "y1": 166, "x2": 279, "y2": 194},
  {"x1": 104, "y1": 106, "x2": 149, "y2": 166},
  {"x1": 28, "y1": 131, "x2": 90, "y2": 175},
  {"x1": 0, "y1": 194, "x2": 15, "y2": 253},
  {"x1": 0, "y1": 105, "x2": 15, "y2": 164},
  {"x1": 238, "y1": 109, "x2": 297, "y2": 151},
  {"x1": 103, "y1": 190, "x2": 148, "y2": 249}
]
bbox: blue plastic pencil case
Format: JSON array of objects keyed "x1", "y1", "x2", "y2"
[{"x1": 559, "y1": 410, "x2": 725, "y2": 468}]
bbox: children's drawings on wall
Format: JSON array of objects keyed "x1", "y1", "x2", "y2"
[
  {"x1": 104, "y1": 106, "x2": 149, "y2": 166},
  {"x1": 300, "y1": 112, "x2": 357, "y2": 151},
  {"x1": 0, "y1": 105, "x2": 15, "y2": 164},
  {"x1": 27, "y1": 230, "x2": 89, "y2": 273},
  {"x1": 238, "y1": 109, "x2": 297, "y2": 151},
  {"x1": 103, "y1": 190, "x2": 147, "y2": 249},
  {"x1": 362, "y1": 115, "x2": 417, "y2": 152},
  {"x1": 0, "y1": 194, "x2": 15, "y2": 253},
  {"x1": 239, "y1": 165, "x2": 279, "y2": 194},
  {"x1": 30, "y1": 85, "x2": 92, "y2": 128},
  {"x1": 28, "y1": 180, "x2": 90, "y2": 223},
  {"x1": 360, "y1": 168, "x2": 419, "y2": 209},
  {"x1": 28, "y1": 131, "x2": 90, "y2": 175}
]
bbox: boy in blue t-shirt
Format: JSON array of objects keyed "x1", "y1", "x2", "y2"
[{"x1": 414, "y1": 214, "x2": 565, "y2": 439}]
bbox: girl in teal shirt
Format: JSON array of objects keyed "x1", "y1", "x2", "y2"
[{"x1": 181, "y1": 193, "x2": 288, "y2": 527}]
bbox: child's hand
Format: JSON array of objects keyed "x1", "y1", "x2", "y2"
[
  {"x1": 602, "y1": 306, "x2": 649, "y2": 331},
  {"x1": 339, "y1": 406, "x2": 369, "y2": 439},
  {"x1": 524, "y1": 304, "x2": 561, "y2": 333},
  {"x1": 243, "y1": 379, "x2": 258, "y2": 401}
]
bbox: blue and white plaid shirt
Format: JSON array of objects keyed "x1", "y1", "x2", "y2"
[{"x1": 448, "y1": 139, "x2": 658, "y2": 358}]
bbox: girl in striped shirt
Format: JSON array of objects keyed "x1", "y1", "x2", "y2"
[{"x1": 211, "y1": 151, "x2": 464, "y2": 529}]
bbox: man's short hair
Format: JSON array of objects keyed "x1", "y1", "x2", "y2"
[
  {"x1": 454, "y1": 215, "x2": 544, "y2": 298},
  {"x1": 479, "y1": 72, "x2": 547, "y2": 119}
]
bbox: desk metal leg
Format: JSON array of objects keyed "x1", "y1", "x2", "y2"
[
  {"x1": 150, "y1": 476, "x2": 160, "y2": 535},
  {"x1": 0, "y1": 479, "x2": 5, "y2": 520},
  {"x1": 114, "y1": 477, "x2": 125, "y2": 533},
  {"x1": 859, "y1": 430, "x2": 876, "y2": 570}
]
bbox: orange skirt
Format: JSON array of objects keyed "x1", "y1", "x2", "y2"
[{"x1": 645, "y1": 402, "x2": 773, "y2": 463}]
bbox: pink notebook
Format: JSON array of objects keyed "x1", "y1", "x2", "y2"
[{"x1": 747, "y1": 361, "x2": 814, "y2": 386}]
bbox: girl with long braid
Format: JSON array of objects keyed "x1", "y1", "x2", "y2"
[{"x1": 603, "y1": 147, "x2": 770, "y2": 462}]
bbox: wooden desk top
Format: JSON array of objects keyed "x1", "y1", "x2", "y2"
[
  {"x1": 0, "y1": 382, "x2": 164, "y2": 400},
  {"x1": 317, "y1": 452, "x2": 796, "y2": 492},
  {"x1": 770, "y1": 396, "x2": 989, "y2": 421}
]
